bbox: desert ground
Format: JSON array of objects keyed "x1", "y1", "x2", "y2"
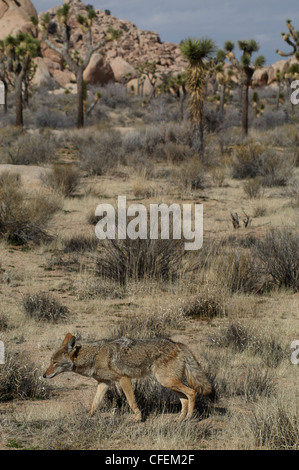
[{"x1": 0, "y1": 83, "x2": 298, "y2": 450}]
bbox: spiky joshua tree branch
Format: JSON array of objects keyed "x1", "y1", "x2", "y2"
[{"x1": 276, "y1": 20, "x2": 299, "y2": 61}]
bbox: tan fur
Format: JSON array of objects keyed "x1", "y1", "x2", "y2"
[{"x1": 43, "y1": 333, "x2": 214, "y2": 421}]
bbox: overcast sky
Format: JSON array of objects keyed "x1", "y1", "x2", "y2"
[{"x1": 35, "y1": 0, "x2": 299, "y2": 65}]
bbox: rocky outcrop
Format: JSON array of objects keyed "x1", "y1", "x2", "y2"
[
  {"x1": 1, "y1": 0, "x2": 297, "y2": 92},
  {"x1": 0, "y1": 0, "x2": 37, "y2": 40},
  {"x1": 267, "y1": 60, "x2": 290, "y2": 84},
  {"x1": 32, "y1": 57, "x2": 53, "y2": 87},
  {"x1": 252, "y1": 66, "x2": 272, "y2": 87},
  {"x1": 37, "y1": 0, "x2": 186, "y2": 89}
]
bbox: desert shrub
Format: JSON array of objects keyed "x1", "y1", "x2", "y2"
[
  {"x1": 233, "y1": 367, "x2": 276, "y2": 402},
  {"x1": 178, "y1": 285, "x2": 227, "y2": 319},
  {"x1": 42, "y1": 163, "x2": 80, "y2": 197},
  {"x1": 33, "y1": 105, "x2": 73, "y2": 129},
  {"x1": 232, "y1": 143, "x2": 293, "y2": 186},
  {"x1": 122, "y1": 131, "x2": 143, "y2": 154},
  {"x1": 122, "y1": 122, "x2": 195, "y2": 162},
  {"x1": 96, "y1": 237, "x2": 184, "y2": 285},
  {"x1": 249, "y1": 400, "x2": 299, "y2": 449},
  {"x1": 218, "y1": 249, "x2": 264, "y2": 294},
  {"x1": 0, "y1": 127, "x2": 23, "y2": 147},
  {"x1": 210, "y1": 322, "x2": 254, "y2": 352},
  {"x1": 253, "y1": 204, "x2": 267, "y2": 217},
  {"x1": 288, "y1": 178, "x2": 299, "y2": 207},
  {"x1": 259, "y1": 148, "x2": 294, "y2": 187},
  {"x1": 86, "y1": 209, "x2": 101, "y2": 226},
  {"x1": 164, "y1": 121, "x2": 193, "y2": 147},
  {"x1": 232, "y1": 143, "x2": 264, "y2": 179},
  {"x1": 63, "y1": 234, "x2": 98, "y2": 253},
  {"x1": 140, "y1": 125, "x2": 165, "y2": 156},
  {"x1": 210, "y1": 322, "x2": 285, "y2": 367},
  {"x1": 254, "y1": 229, "x2": 299, "y2": 291},
  {"x1": 110, "y1": 306, "x2": 184, "y2": 339},
  {"x1": 243, "y1": 178, "x2": 263, "y2": 199},
  {"x1": 75, "y1": 131, "x2": 123, "y2": 175},
  {"x1": 22, "y1": 292, "x2": 69, "y2": 323},
  {"x1": 3, "y1": 132, "x2": 58, "y2": 165},
  {"x1": 0, "y1": 353, "x2": 50, "y2": 401},
  {"x1": 0, "y1": 171, "x2": 61, "y2": 245},
  {"x1": 205, "y1": 349, "x2": 276, "y2": 401},
  {"x1": 0, "y1": 312, "x2": 9, "y2": 331},
  {"x1": 163, "y1": 142, "x2": 195, "y2": 163},
  {"x1": 175, "y1": 158, "x2": 207, "y2": 192},
  {"x1": 99, "y1": 83, "x2": 128, "y2": 108},
  {"x1": 73, "y1": 276, "x2": 125, "y2": 300},
  {"x1": 210, "y1": 166, "x2": 226, "y2": 187}
]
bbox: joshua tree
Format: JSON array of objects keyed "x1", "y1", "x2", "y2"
[
  {"x1": 225, "y1": 39, "x2": 265, "y2": 135},
  {"x1": 137, "y1": 61, "x2": 159, "y2": 102},
  {"x1": 1, "y1": 33, "x2": 39, "y2": 126},
  {"x1": 211, "y1": 48, "x2": 234, "y2": 117},
  {"x1": 180, "y1": 37, "x2": 216, "y2": 155},
  {"x1": 159, "y1": 72, "x2": 187, "y2": 120},
  {"x1": 252, "y1": 91, "x2": 265, "y2": 117},
  {"x1": 31, "y1": 4, "x2": 113, "y2": 128},
  {"x1": 276, "y1": 20, "x2": 299, "y2": 61}
]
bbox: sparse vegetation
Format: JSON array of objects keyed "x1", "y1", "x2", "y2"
[
  {"x1": 42, "y1": 163, "x2": 81, "y2": 197},
  {"x1": 96, "y1": 237, "x2": 184, "y2": 285},
  {"x1": 0, "y1": 171, "x2": 61, "y2": 244},
  {"x1": 22, "y1": 292, "x2": 69, "y2": 323},
  {"x1": 0, "y1": 3, "x2": 298, "y2": 452},
  {"x1": 0, "y1": 353, "x2": 50, "y2": 401}
]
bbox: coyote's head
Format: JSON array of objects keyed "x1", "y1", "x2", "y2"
[{"x1": 43, "y1": 333, "x2": 81, "y2": 379}]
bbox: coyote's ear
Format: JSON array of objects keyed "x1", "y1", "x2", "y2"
[
  {"x1": 62, "y1": 333, "x2": 75, "y2": 348},
  {"x1": 67, "y1": 336, "x2": 77, "y2": 354}
]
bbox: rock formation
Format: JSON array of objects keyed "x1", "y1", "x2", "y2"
[
  {"x1": 36, "y1": 0, "x2": 186, "y2": 88},
  {"x1": 0, "y1": 0, "x2": 298, "y2": 92},
  {"x1": 0, "y1": 0, "x2": 37, "y2": 40}
]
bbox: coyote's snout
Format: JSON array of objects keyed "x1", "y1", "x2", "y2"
[{"x1": 43, "y1": 333, "x2": 214, "y2": 421}]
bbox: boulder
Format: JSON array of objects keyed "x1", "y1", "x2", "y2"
[
  {"x1": 83, "y1": 53, "x2": 114, "y2": 85},
  {"x1": 127, "y1": 76, "x2": 154, "y2": 96},
  {"x1": 0, "y1": 0, "x2": 37, "y2": 40},
  {"x1": 267, "y1": 60, "x2": 290, "y2": 84},
  {"x1": 110, "y1": 57, "x2": 137, "y2": 82},
  {"x1": 52, "y1": 69, "x2": 76, "y2": 87},
  {"x1": 32, "y1": 57, "x2": 53, "y2": 87},
  {"x1": 252, "y1": 66, "x2": 271, "y2": 87}
]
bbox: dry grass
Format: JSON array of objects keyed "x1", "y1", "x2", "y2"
[{"x1": 0, "y1": 90, "x2": 299, "y2": 450}]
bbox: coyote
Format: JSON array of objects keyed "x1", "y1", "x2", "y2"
[{"x1": 43, "y1": 333, "x2": 214, "y2": 421}]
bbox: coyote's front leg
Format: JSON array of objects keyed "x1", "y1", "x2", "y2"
[{"x1": 89, "y1": 382, "x2": 109, "y2": 417}]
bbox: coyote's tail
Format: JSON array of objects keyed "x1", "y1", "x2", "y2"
[{"x1": 183, "y1": 347, "x2": 215, "y2": 399}]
